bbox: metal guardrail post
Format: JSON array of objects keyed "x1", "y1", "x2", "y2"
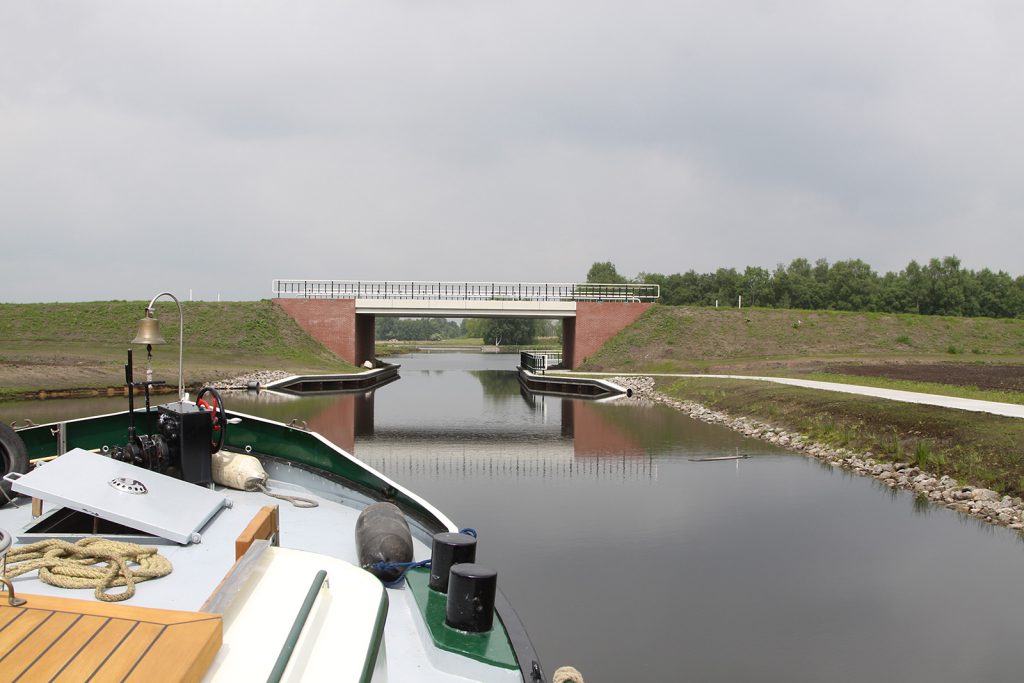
[{"x1": 271, "y1": 280, "x2": 659, "y2": 302}]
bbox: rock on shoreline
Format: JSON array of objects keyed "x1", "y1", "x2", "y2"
[
  {"x1": 610, "y1": 375, "x2": 1024, "y2": 532},
  {"x1": 207, "y1": 370, "x2": 293, "y2": 390}
]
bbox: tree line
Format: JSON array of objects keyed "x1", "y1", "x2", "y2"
[
  {"x1": 588, "y1": 257, "x2": 1024, "y2": 318},
  {"x1": 376, "y1": 318, "x2": 462, "y2": 341},
  {"x1": 376, "y1": 317, "x2": 558, "y2": 344},
  {"x1": 464, "y1": 319, "x2": 557, "y2": 345}
]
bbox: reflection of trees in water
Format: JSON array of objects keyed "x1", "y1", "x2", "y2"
[{"x1": 468, "y1": 370, "x2": 520, "y2": 398}]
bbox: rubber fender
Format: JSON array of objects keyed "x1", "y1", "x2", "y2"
[
  {"x1": 212, "y1": 450, "x2": 268, "y2": 491},
  {"x1": 0, "y1": 423, "x2": 29, "y2": 509},
  {"x1": 356, "y1": 501, "x2": 413, "y2": 582}
]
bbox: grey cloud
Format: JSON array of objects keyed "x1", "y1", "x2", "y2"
[{"x1": 2, "y1": 1, "x2": 1023, "y2": 302}]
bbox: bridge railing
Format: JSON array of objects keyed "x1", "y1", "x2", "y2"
[{"x1": 272, "y1": 280, "x2": 660, "y2": 302}]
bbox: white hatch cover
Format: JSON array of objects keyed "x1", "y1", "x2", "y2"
[{"x1": 7, "y1": 448, "x2": 231, "y2": 544}]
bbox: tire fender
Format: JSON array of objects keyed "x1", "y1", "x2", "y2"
[{"x1": 0, "y1": 423, "x2": 29, "y2": 508}]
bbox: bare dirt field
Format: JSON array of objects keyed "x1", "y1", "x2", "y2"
[
  {"x1": 822, "y1": 363, "x2": 1024, "y2": 392},
  {"x1": 0, "y1": 355, "x2": 124, "y2": 395}
]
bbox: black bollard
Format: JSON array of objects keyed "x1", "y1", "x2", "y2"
[
  {"x1": 445, "y1": 563, "x2": 497, "y2": 633},
  {"x1": 429, "y1": 531, "x2": 477, "y2": 593}
]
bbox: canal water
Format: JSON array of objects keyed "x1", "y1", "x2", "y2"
[{"x1": 3, "y1": 353, "x2": 1024, "y2": 681}]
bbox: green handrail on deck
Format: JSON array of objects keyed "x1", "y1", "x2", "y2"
[{"x1": 267, "y1": 569, "x2": 329, "y2": 683}]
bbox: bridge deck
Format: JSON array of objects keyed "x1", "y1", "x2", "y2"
[
  {"x1": 354, "y1": 298, "x2": 578, "y2": 317},
  {"x1": 272, "y1": 279, "x2": 659, "y2": 304}
]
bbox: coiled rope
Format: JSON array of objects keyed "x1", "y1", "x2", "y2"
[
  {"x1": 553, "y1": 666, "x2": 585, "y2": 683},
  {"x1": 2, "y1": 537, "x2": 172, "y2": 602}
]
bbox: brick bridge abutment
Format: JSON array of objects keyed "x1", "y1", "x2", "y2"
[{"x1": 273, "y1": 298, "x2": 650, "y2": 369}]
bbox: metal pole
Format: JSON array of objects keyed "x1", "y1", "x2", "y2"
[{"x1": 145, "y1": 292, "x2": 185, "y2": 401}]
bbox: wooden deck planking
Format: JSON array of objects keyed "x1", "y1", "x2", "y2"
[
  {"x1": 124, "y1": 620, "x2": 223, "y2": 683},
  {"x1": 14, "y1": 615, "x2": 107, "y2": 683},
  {"x1": 0, "y1": 594, "x2": 221, "y2": 683},
  {"x1": 49, "y1": 618, "x2": 137, "y2": 683},
  {"x1": 90, "y1": 622, "x2": 164, "y2": 681},
  {"x1": 0, "y1": 610, "x2": 52, "y2": 665},
  {"x1": 0, "y1": 607, "x2": 25, "y2": 631},
  {"x1": 1, "y1": 611, "x2": 78, "y2": 681}
]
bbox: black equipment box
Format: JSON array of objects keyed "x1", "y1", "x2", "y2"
[{"x1": 158, "y1": 401, "x2": 213, "y2": 485}]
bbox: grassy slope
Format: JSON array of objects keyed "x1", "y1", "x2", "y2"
[
  {"x1": 798, "y1": 372, "x2": 1024, "y2": 406},
  {"x1": 581, "y1": 305, "x2": 1024, "y2": 497},
  {"x1": 659, "y1": 377, "x2": 1024, "y2": 497},
  {"x1": 0, "y1": 300, "x2": 356, "y2": 395},
  {"x1": 581, "y1": 305, "x2": 1024, "y2": 372}
]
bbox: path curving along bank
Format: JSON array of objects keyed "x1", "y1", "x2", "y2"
[{"x1": 556, "y1": 371, "x2": 1024, "y2": 419}]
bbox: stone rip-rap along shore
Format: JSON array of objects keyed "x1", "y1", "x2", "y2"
[
  {"x1": 207, "y1": 370, "x2": 293, "y2": 390},
  {"x1": 610, "y1": 375, "x2": 1024, "y2": 533}
]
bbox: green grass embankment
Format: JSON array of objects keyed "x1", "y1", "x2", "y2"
[
  {"x1": 579, "y1": 305, "x2": 1024, "y2": 497},
  {"x1": 658, "y1": 377, "x2": 1024, "y2": 497},
  {"x1": 581, "y1": 305, "x2": 1024, "y2": 373},
  {"x1": 0, "y1": 300, "x2": 356, "y2": 397},
  {"x1": 796, "y1": 373, "x2": 1024, "y2": 406}
]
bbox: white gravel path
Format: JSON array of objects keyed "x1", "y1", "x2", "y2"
[{"x1": 558, "y1": 371, "x2": 1024, "y2": 419}]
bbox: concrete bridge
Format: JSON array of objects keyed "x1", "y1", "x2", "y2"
[{"x1": 271, "y1": 279, "x2": 659, "y2": 368}]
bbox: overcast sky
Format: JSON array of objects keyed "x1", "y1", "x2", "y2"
[{"x1": 2, "y1": 1, "x2": 1022, "y2": 302}]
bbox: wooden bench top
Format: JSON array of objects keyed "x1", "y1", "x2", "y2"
[{"x1": 0, "y1": 593, "x2": 221, "y2": 683}]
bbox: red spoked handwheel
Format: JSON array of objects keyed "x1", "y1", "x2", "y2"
[
  {"x1": 197, "y1": 397, "x2": 220, "y2": 430},
  {"x1": 195, "y1": 386, "x2": 226, "y2": 453}
]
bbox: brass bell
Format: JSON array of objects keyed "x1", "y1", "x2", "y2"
[{"x1": 132, "y1": 313, "x2": 166, "y2": 345}]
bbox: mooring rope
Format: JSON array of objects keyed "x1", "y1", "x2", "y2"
[
  {"x1": 370, "y1": 528, "x2": 478, "y2": 587},
  {"x1": 553, "y1": 666, "x2": 585, "y2": 683},
  {"x1": 371, "y1": 559, "x2": 432, "y2": 588},
  {"x1": 252, "y1": 481, "x2": 319, "y2": 508},
  {"x1": 1, "y1": 537, "x2": 172, "y2": 602}
]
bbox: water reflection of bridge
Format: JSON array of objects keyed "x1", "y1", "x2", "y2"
[
  {"x1": 354, "y1": 442, "x2": 656, "y2": 482},
  {"x1": 244, "y1": 375, "x2": 660, "y2": 481},
  {"x1": 352, "y1": 395, "x2": 658, "y2": 481}
]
